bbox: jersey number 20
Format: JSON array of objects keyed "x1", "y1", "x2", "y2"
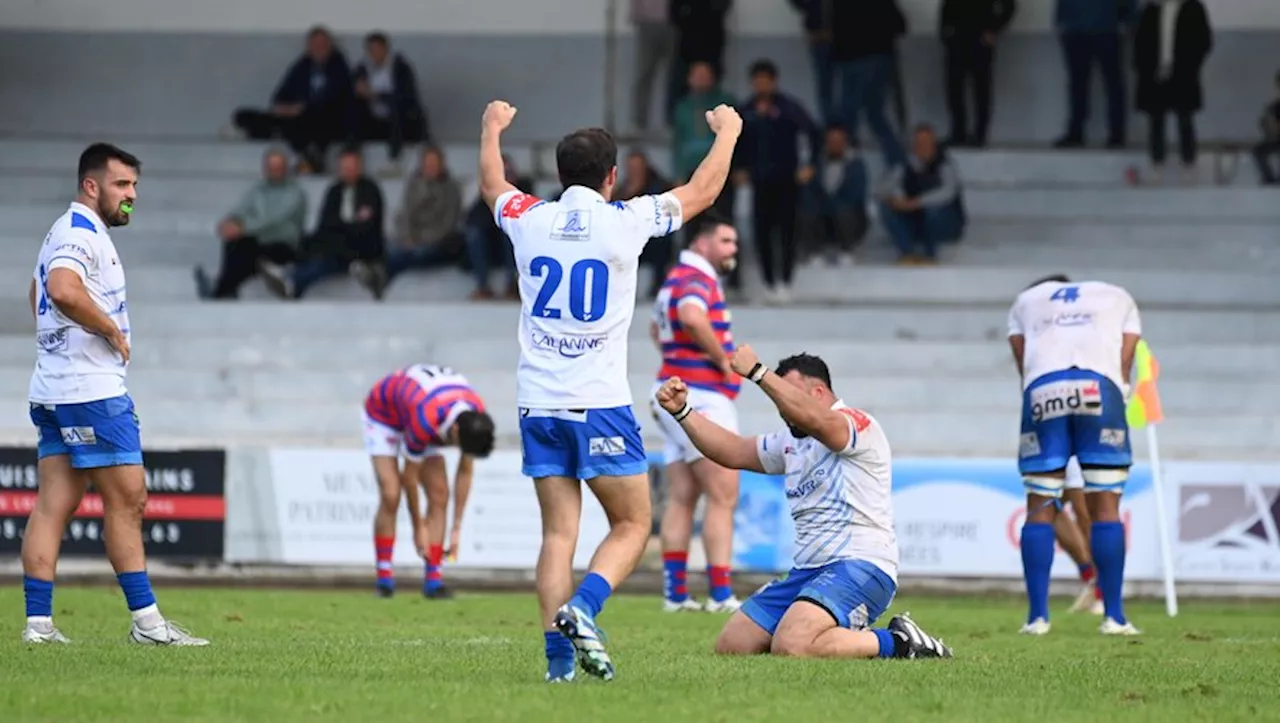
[{"x1": 530, "y1": 256, "x2": 610, "y2": 322}]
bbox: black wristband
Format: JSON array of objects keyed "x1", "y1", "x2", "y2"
[
  {"x1": 747, "y1": 362, "x2": 768, "y2": 384},
  {"x1": 673, "y1": 403, "x2": 693, "y2": 422}
]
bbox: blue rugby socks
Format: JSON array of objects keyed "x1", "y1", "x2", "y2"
[
  {"x1": 569, "y1": 572, "x2": 613, "y2": 618},
  {"x1": 1091, "y1": 521, "x2": 1128, "y2": 624},
  {"x1": 24, "y1": 575, "x2": 53, "y2": 622},
  {"x1": 1021, "y1": 523, "x2": 1055, "y2": 623},
  {"x1": 117, "y1": 570, "x2": 163, "y2": 628}
]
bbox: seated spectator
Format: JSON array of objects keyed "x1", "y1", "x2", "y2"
[
  {"x1": 876, "y1": 124, "x2": 966, "y2": 265},
  {"x1": 617, "y1": 149, "x2": 675, "y2": 297},
  {"x1": 384, "y1": 146, "x2": 463, "y2": 283},
  {"x1": 1252, "y1": 70, "x2": 1280, "y2": 186},
  {"x1": 232, "y1": 26, "x2": 353, "y2": 173},
  {"x1": 351, "y1": 31, "x2": 429, "y2": 174},
  {"x1": 262, "y1": 148, "x2": 386, "y2": 299},
  {"x1": 195, "y1": 148, "x2": 307, "y2": 300},
  {"x1": 466, "y1": 154, "x2": 534, "y2": 300},
  {"x1": 798, "y1": 124, "x2": 868, "y2": 266}
]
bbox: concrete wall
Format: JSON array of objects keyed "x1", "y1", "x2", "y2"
[{"x1": 0, "y1": 0, "x2": 1275, "y2": 143}]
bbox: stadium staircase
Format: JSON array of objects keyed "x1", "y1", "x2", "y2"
[{"x1": 0, "y1": 137, "x2": 1275, "y2": 461}]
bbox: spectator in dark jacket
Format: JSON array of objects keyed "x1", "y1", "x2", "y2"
[
  {"x1": 1133, "y1": 0, "x2": 1212, "y2": 179},
  {"x1": 618, "y1": 150, "x2": 677, "y2": 298},
  {"x1": 467, "y1": 155, "x2": 534, "y2": 300},
  {"x1": 1252, "y1": 71, "x2": 1280, "y2": 185},
  {"x1": 262, "y1": 148, "x2": 386, "y2": 300},
  {"x1": 667, "y1": 0, "x2": 733, "y2": 124},
  {"x1": 1054, "y1": 0, "x2": 1138, "y2": 148},
  {"x1": 734, "y1": 60, "x2": 821, "y2": 303},
  {"x1": 799, "y1": 125, "x2": 868, "y2": 266},
  {"x1": 351, "y1": 32, "x2": 429, "y2": 171},
  {"x1": 940, "y1": 0, "x2": 1017, "y2": 147},
  {"x1": 830, "y1": 0, "x2": 908, "y2": 167},
  {"x1": 877, "y1": 125, "x2": 966, "y2": 265},
  {"x1": 232, "y1": 26, "x2": 353, "y2": 172},
  {"x1": 385, "y1": 146, "x2": 463, "y2": 284},
  {"x1": 789, "y1": 0, "x2": 837, "y2": 124}
]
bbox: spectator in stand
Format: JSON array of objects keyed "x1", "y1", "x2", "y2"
[
  {"x1": 195, "y1": 148, "x2": 307, "y2": 300},
  {"x1": 1053, "y1": 0, "x2": 1137, "y2": 149},
  {"x1": 735, "y1": 60, "x2": 821, "y2": 304},
  {"x1": 940, "y1": 0, "x2": 1017, "y2": 148},
  {"x1": 617, "y1": 150, "x2": 676, "y2": 298},
  {"x1": 877, "y1": 125, "x2": 966, "y2": 266},
  {"x1": 798, "y1": 124, "x2": 868, "y2": 267},
  {"x1": 789, "y1": 0, "x2": 837, "y2": 124},
  {"x1": 232, "y1": 26, "x2": 353, "y2": 173},
  {"x1": 262, "y1": 148, "x2": 386, "y2": 300},
  {"x1": 631, "y1": 0, "x2": 674, "y2": 133},
  {"x1": 1133, "y1": 0, "x2": 1212, "y2": 183},
  {"x1": 467, "y1": 154, "x2": 534, "y2": 300},
  {"x1": 351, "y1": 32, "x2": 429, "y2": 176},
  {"x1": 383, "y1": 146, "x2": 463, "y2": 285},
  {"x1": 1252, "y1": 71, "x2": 1280, "y2": 186},
  {"x1": 829, "y1": 0, "x2": 908, "y2": 167},
  {"x1": 668, "y1": 0, "x2": 733, "y2": 124}
]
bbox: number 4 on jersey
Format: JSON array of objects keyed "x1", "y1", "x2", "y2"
[{"x1": 1050, "y1": 286, "x2": 1081, "y2": 303}]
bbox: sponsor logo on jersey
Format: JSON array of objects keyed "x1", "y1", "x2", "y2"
[
  {"x1": 500, "y1": 193, "x2": 540, "y2": 219},
  {"x1": 550, "y1": 210, "x2": 590, "y2": 241},
  {"x1": 1028, "y1": 379, "x2": 1103, "y2": 422},
  {"x1": 36, "y1": 328, "x2": 68, "y2": 352},
  {"x1": 530, "y1": 331, "x2": 607, "y2": 359}
]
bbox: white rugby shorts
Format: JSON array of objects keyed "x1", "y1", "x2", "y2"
[
  {"x1": 361, "y1": 410, "x2": 441, "y2": 461},
  {"x1": 650, "y1": 382, "x2": 739, "y2": 465}
]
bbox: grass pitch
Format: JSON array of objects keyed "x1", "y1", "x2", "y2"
[{"x1": 1, "y1": 586, "x2": 1277, "y2": 722}]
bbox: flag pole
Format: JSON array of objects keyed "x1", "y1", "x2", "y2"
[{"x1": 1145, "y1": 424, "x2": 1178, "y2": 616}]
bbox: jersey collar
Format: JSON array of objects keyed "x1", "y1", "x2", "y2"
[
  {"x1": 678, "y1": 250, "x2": 719, "y2": 280},
  {"x1": 69, "y1": 202, "x2": 106, "y2": 231},
  {"x1": 561, "y1": 185, "x2": 607, "y2": 203}
]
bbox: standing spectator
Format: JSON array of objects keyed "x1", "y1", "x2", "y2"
[
  {"x1": 877, "y1": 125, "x2": 966, "y2": 265},
  {"x1": 351, "y1": 32, "x2": 429, "y2": 175},
  {"x1": 940, "y1": 0, "x2": 1017, "y2": 148},
  {"x1": 617, "y1": 150, "x2": 676, "y2": 298},
  {"x1": 630, "y1": 0, "x2": 674, "y2": 133},
  {"x1": 735, "y1": 60, "x2": 821, "y2": 304},
  {"x1": 195, "y1": 148, "x2": 307, "y2": 300},
  {"x1": 262, "y1": 148, "x2": 386, "y2": 300},
  {"x1": 829, "y1": 0, "x2": 908, "y2": 167},
  {"x1": 383, "y1": 146, "x2": 463, "y2": 285},
  {"x1": 467, "y1": 154, "x2": 534, "y2": 300},
  {"x1": 668, "y1": 0, "x2": 733, "y2": 125},
  {"x1": 231, "y1": 26, "x2": 353, "y2": 173},
  {"x1": 1133, "y1": 0, "x2": 1212, "y2": 182},
  {"x1": 1053, "y1": 0, "x2": 1137, "y2": 149},
  {"x1": 798, "y1": 125, "x2": 868, "y2": 266},
  {"x1": 789, "y1": 0, "x2": 837, "y2": 124},
  {"x1": 1252, "y1": 71, "x2": 1280, "y2": 186}
]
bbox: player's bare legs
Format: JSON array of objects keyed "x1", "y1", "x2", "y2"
[
  {"x1": 421, "y1": 456, "x2": 451, "y2": 598},
  {"x1": 21, "y1": 456, "x2": 89, "y2": 643},
  {"x1": 659, "y1": 461, "x2": 700, "y2": 609},
  {"x1": 1020, "y1": 476, "x2": 1064, "y2": 635},
  {"x1": 697, "y1": 459, "x2": 740, "y2": 610},
  {"x1": 714, "y1": 611, "x2": 773, "y2": 654},
  {"x1": 719, "y1": 602, "x2": 951, "y2": 659},
  {"x1": 1057, "y1": 488, "x2": 1102, "y2": 614},
  {"x1": 535, "y1": 476, "x2": 582, "y2": 681},
  {"x1": 371, "y1": 455, "x2": 402, "y2": 596},
  {"x1": 1084, "y1": 475, "x2": 1137, "y2": 634}
]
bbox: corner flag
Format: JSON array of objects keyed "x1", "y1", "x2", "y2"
[{"x1": 1126, "y1": 339, "x2": 1164, "y2": 428}]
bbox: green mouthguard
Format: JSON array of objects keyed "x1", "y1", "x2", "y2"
[{"x1": 120, "y1": 202, "x2": 133, "y2": 214}]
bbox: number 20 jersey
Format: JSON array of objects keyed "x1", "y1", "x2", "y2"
[{"x1": 495, "y1": 186, "x2": 683, "y2": 409}]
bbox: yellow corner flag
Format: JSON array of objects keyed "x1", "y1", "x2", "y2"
[{"x1": 1126, "y1": 339, "x2": 1164, "y2": 429}]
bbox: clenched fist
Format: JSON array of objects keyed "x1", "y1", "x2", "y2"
[
  {"x1": 729, "y1": 344, "x2": 761, "y2": 377},
  {"x1": 705, "y1": 104, "x2": 743, "y2": 137},
  {"x1": 656, "y1": 377, "x2": 690, "y2": 415},
  {"x1": 482, "y1": 100, "x2": 518, "y2": 132}
]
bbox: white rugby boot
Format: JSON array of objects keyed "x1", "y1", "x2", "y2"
[
  {"x1": 1019, "y1": 618, "x2": 1052, "y2": 636},
  {"x1": 662, "y1": 597, "x2": 703, "y2": 613},
  {"x1": 23, "y1": 621, "x2": 71, "y2": 644},
  {"x1": 1099, "y1": 617, "x2": 1142, "y2": 636},
  {"x1": 702, "y1": 596, "x2": 743, "y2": 613},
  {"x1": 130, "y1": 620, "x2": 210, "y2": 646}
]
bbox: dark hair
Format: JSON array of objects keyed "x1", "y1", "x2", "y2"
[
  {"x1": 825, "y1": 122, "x2": 847, "y2": 134},
  {"x1": 685, "y1": 210, "x2": 733, "y2": 247},
  {"x1": 307, "y1": 25, "x2": 332, "y2": 41},
  {"x1": 365, "y1": 31, "x2": 389, "y2": 47},
  {"x1": 913, "y1": 123, "x2": 937, "y2": 137},
  {"x1": 456, "y1": 411, "x2": 496, "y2": 458},
  {"x1": 749, "y1": 59, "x2": 778, "y2": 79},
  {"x1": 1026, "y1": 274, "x2": 1071, "y2": 290},
  {"x1": 555, "y1": 128, "x2": 617, "y2": 191},
  {"x1": 775, "y1": 353, "x2": 833, "y2": 389},
  {"x1": 78, "y1": 143, "x2": 140, "y2": 184},
  {"x1": 338, "y1": 144, "x2": 363, "y2": 160}
]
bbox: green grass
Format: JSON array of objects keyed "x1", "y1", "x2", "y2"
[{"x1": 2, "y1": 587, "x2": 1278, "y2": 722}]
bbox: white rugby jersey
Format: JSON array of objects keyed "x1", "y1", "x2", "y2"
[
  {"x1": 1007, "y1": 280, "x2": 1142, "y2": 392},
  {"x1": 495, "y1": 186, "x2": 683, "y2": 409},
  {"x1": 756, "y1": 402, "x2": 899, "y2": 581},
  {"x1": 30, "y1": 203, "x2": 130, "y2": 404}
]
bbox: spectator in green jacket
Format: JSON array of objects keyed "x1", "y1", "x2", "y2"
[
  {"x1": 672, "y1": 61, "x2": 738, "y2": 183},
  {"x1": 196, "y1": 147, "x2": 307, "y2": 299}
]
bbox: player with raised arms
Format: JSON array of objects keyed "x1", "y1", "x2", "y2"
[
  {"x1": 1008, "y1": 274, "x2": 1142, "y2": 636},
  {"x1": 363, "y1": 363, "x2": 496, "y2": 599},
  {"x1": 478, "y1": 99, "x2": 741, "y2": 682},
  {"x1": 654, "y1": 348, "x2": 952, "y2": 660},
  {"x1": 22, "y1": 143, "x2": 207, "y2": 645}
]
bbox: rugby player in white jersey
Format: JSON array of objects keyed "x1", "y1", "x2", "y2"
[
  {"x1": 22, "y1": 143, "x2": 207, "y2": 646},
  {"x1": 1008, "y1": 274, "x2": 1141, "y2": 636},
  {"x1": 655, "y1": 348, "x2": 952, "y2": 660},
  {"x1": 478, "y1": 99, "x2": 740, "y2": 682}
]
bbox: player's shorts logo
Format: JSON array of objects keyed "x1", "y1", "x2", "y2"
[
  {"x1": 1099, "y1": 428, "x2": 1127, "y2": 447},
  {"x1": 1019, "y1": 432, "x2": 1041, "y2": 458},
  {"x1": 59, "y1": 426, "x2": 97, "y2": 446},
  {"x1": 588, "y1": 436, "x2": 627, "y2": 457},
  {"x1": 1029, "y1": 380, "x2": 1102, "y2": 422}
]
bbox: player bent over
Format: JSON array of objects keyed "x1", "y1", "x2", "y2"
[
  {"x1": 655, "y1": 347, "x2": 952, "y2": 660},
  {"x1": 1008, "y1": 275, "x2": 1141, "y2": 636},
  {"x1": 23, "y1": 143, "x2": 206, "y2": 645},
  {"x1": 363, "y1": 364, "x2": 496, "y2": 598}
]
